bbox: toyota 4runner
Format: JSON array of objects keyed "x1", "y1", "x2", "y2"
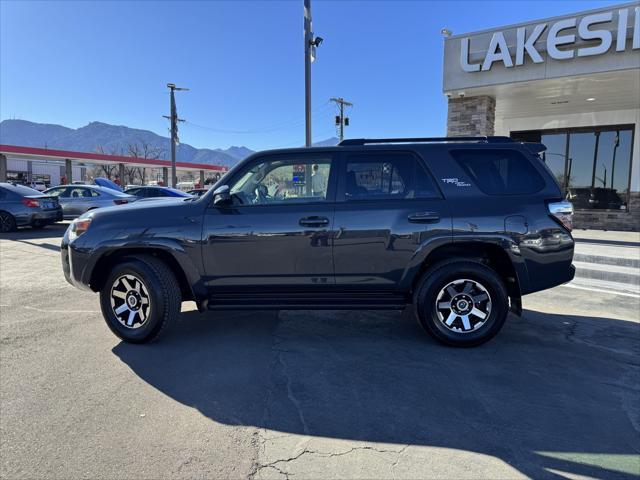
[{"x1": 61, "y1": 136, "x2": 575, "y2": 347}]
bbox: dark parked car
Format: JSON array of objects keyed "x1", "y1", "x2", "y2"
[
  {"x1": 61, "y1": 136, "x2": 575, "y2": 347},
  {"x1": 124, "y1": 186, "x2": 193, "y2": 200},
  {"x1": 186, "y1": 188, "x2": 209, "y2": 197},
  {"x1": 567, "y1": 187, "x2": 624, "y2": 210},
  {"x1": 0, "y1": 182, "x2": 63, "y2": 232}
]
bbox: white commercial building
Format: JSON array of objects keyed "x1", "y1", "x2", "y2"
[{"x1": 443, "y1": 2, "x2": 640, "y2": 230}]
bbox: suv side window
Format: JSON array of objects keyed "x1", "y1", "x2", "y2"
[
  {"x1": 343, "y1": 152, "x2": 439, "y2": 201},
  {"x1": 229, "y1": 156, "x2": 333, "y2": 205},
  {"x1": 452, "y1": 149, "x2": 545, "y2": 195}
]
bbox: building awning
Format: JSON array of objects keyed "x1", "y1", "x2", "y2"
[{"x1": 0, "y1": 144, "x2": 228, "y2": 173}]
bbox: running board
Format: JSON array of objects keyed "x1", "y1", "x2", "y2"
[{"x1": 205, "y1": 292, "x2": 408, "y2": 310}]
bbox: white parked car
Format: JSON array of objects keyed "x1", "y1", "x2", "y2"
[{"x1": 29, "y1": 181, "x2": 47, "y2": 192}]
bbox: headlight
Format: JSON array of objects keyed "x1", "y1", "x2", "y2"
[{"x1": 68, "y1": 218, "x2": 92, "y2": 240}]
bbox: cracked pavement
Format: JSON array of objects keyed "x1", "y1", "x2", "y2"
[{"x1": 1, "y1": 224, "x2": 639, "y2": 479}]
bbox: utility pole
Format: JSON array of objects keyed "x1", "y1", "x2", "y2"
[
  {"x1": 304, "y1": 0, "x2": 323, "y2": 147},
  {"x1": 330, "y1": 97, "x2": 353, "y2": 142},
  {"x1": 164, "y1": 83, "x2": 188, "y2": 187}
]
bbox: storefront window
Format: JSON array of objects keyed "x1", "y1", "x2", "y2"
[
  {"x1": 540, "y1": 133, "x2": 567, "y2": 188},
  {"x1": 567, "y1": 132, "x2": 597, "y2": 190},
  {"x1": 512, "y1": 125, "x2": 634, "y2": 210}
]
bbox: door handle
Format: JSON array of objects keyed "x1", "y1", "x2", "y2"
[
  {"x1": 299, "y1": 216, "x2": 329, "y2": 227},
  {"x1": 408, "y1": 212, "x2": 440, "y2": 223}
]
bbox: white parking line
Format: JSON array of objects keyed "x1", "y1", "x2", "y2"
[{"x1": 560, "y1": 283, "x2": 640, "y2": 299}]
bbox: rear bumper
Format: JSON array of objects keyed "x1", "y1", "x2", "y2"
[
  {"x1": 15, "y1": 208, "x2": 62, "y2": 226},
  {"x1": 30, "y1": 208, "x2": 63, "y2": 225}
]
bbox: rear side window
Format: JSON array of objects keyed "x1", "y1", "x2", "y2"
[
  {"x1": 344, "y1": 152, "x2": 439, "y2": 200},
  {"x1": 1, "y1": 183, "x2": 41, "y2": 197},
  {"x1": 451, "y1": 149, "x2": 545, "y2": 195}
]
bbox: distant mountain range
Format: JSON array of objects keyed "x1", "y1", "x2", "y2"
[{"x1": 0, "y1": 119, "x2": 340, "y2": 168}]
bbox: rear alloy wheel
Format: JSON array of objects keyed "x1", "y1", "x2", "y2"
[
  {"x1": 414, "y1": 260, "x2": 509, "y2": 347},
  {"x1": 100, "y1": 256, "x2": 181, "y2": 343},
  {"x1": 0, "y1": 212, "x2": 16, "y2": 233},
  {"x1": 435, "y1": 279, "x2": 492, "y2": 334}
]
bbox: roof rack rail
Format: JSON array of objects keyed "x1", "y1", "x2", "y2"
[{"x1": 338, "y1": 136, "x2": 514, "y2": 146}]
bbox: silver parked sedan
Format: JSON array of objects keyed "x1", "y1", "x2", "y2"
[{"x1": 44, "y1": 185, "x2": 135, "y2": 219}]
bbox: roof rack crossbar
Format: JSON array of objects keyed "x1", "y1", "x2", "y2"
[{"x1": 338, "y1": 136, "x2": 514, "y2": 146}]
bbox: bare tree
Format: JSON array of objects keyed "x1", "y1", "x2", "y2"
[
  {"x1": 126, "y1": 142, "x2": 164, "y2": 185},
  {"x1": 92, "y1": 145, "x2": 120, "y2": 180}
]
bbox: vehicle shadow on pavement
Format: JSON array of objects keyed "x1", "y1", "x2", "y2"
[
  {"x1": 1, "y1": 223, "x2": 68, "y2": 241},
  {"x1": 113, "y1": 308, "x2": 640, "y2": 480}
]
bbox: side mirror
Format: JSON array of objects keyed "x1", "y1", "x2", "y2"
[{"x1": 212, "y1": 185, "x2": 231, "y2": 206}]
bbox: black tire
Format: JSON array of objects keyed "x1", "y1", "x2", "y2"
[
  {"x1": 99, "y1": 255, "x2": 181, "y2": 343},
  {"x1": 414, "y1": 260, "x2": 509, "y2": 347},
  {"x1": 0, "y1": 211, "x2": 16, "y2": 233}
]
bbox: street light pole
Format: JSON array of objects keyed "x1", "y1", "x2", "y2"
[
  {"x1": 304, "y1": 0, "x2": 312, "y2": 147},
  {"x1": 165, "y1": 83, "x2": 189, "y2": 187}
]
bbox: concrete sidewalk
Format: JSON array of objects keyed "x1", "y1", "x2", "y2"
[{"x1": 572, "y1": 229, "x2": 640, "y2": 245}]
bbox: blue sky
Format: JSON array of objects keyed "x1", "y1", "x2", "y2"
[{"x1": 0, "y1": 0, "x2": 623, "y2": 150}]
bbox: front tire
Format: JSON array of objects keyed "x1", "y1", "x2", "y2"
[
  {"x1": 99, "y1": 255, "x2": 181, "y2": 343},
  {"x1": 414, "y1": 260, "x2": 509, "y2": 347}
]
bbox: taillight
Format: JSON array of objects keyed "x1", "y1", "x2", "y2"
[
  {"x1": 548, "y1": 200, "x2": 573, "y2": 232},
  {"x1": 21, "y1": 198, "x2": 39, "y2": 208},
  {"x1": 113, "y1": 199, "x2": 129, "y2": 205}
]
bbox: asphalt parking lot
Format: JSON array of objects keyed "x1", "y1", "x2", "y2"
[{"x1": 1, "y1": 223, "x2": 639, "y2": 480}]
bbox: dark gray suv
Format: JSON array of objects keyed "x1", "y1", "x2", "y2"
[
  {"x1": 61, "y1": 137, "x2": 575, "y2": 347},
  {"x1": 0, "y1": 182, "x2": 62, "y2": 232}
]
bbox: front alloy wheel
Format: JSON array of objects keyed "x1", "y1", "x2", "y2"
[
  {"x1": 110, "y1": 274, "x2": 151, "y2": 329},
  {"x1": 99, "y1": 255, "x2": 181, "y2": 343}
]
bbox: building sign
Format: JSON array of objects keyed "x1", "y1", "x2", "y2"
[
  {"x1": 461, "y1": 6, "x2": 639, "y2": 72},
  {"x1": 443, "y1": 3, "x2": 640, "y2": 91}
]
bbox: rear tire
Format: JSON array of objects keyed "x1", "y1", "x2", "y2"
[
  {"x1": 0, "y1": 211, "x2": 16, "y2": 233},
  {"x1": 99, "y1": 255, "x2": 181, "y2": 343},
  {"x1": 414, "y1": 260, "x2": 509, "y2": 347}
]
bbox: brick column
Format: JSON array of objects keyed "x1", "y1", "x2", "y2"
[
  {"x1": 162, "y1": 167, "x2": 168, "y2": 186},
  {"x1": 199, "y1": 170, "x2": 205, "y2": 187},
  {"x1": 0, "y1": 154, "x2": 7, "y2": 182},
  {"x1": 119, "y1": 163, "x2": 125, "y2": 185},
  {"x1": 447, "y1": 95, "x2": 496, "y2": 136}
]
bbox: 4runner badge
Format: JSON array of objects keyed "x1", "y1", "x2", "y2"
[{"x1": 442, "y1": 177, "x2": 471, "y2": 187}]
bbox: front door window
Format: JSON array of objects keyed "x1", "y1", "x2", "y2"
[{"x1": 229, "y1": 156, "x2": 333, "y2": 205}]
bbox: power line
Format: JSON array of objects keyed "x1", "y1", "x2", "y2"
[
  {"x1": 264, "y1": 127, "x2": 338, "y2": 150},
  {"x1": 183, "y1": 101, "x2": 332, "y2": 135}
]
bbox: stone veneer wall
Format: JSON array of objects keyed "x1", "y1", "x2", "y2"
[
  {"x1": 447, "y1": 96, "x2": 496, "y2": 136},
  {"x1": 573, "y1": 192, "x2": 640, "y2": 232}
]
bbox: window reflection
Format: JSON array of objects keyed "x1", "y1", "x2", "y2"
[
  {"x1": 540, "y1": 134, "x2": 567, "y2": 188},
  {"x1": 512, "y1": 126, "x2": 634, "y2": 210},
  {"x1": 567, "y1": 132, "x2": 597, "y2": 190}
]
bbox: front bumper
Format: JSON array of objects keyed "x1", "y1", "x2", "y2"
[{"x1": 61, "y1": 234, "x2": 95, "y2": 292}]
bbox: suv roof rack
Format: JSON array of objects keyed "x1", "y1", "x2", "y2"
[{"x1": 338, "y1": 136, "x2": 514, "y2": 146}]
